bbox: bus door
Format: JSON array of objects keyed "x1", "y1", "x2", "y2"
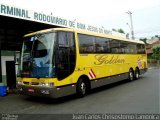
[{"x1": 56, "y1": 31, "x2": 76, "y2": 80}]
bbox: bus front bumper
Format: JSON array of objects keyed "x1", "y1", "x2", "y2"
[{"x1": 16, "y1": 84, "x2": 76, "y2": 98}]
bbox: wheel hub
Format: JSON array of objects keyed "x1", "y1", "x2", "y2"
[{"x1": 81, "y1": 82, "x2": 86, "y2": 95}]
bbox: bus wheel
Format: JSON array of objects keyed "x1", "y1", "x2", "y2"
[
  {"x1": 76, "y1": 78, "x2": 87, "y2": 98},
  {"x1": 135, "y1": 68, "x2": 140, "y2": 80},
  {"x1": 129, "y1": 69, "x2": 134, "y2": 81}
]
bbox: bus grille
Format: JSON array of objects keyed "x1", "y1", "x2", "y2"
[
  {"x1": 23, "y1": 82, "x2": 29, "y2": 85},
  {"x1": 31, "y1": 82, "x2": 39, "y2": 85}
]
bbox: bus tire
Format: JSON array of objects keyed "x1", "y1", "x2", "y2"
[
  {"x1": 128, "y1": 69, "x2": 134, "y2": 81},
  {"x1": 134, "y1": 68, "x2": 140, "y2": 80},
  {"x1": 76, "y1": 78, "x2": 87, "y2": 98}
]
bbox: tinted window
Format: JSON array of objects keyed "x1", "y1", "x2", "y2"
[
  {"x1": 110, "y1": 40, "x2": 120, "y2": 53},
  {"x1": 137, "y1": 44, "x2": 145, "y2": 54},
  {"x1": 95, "y1": 37, "x2": 110, "y2": 53},
  {"x1": 57, "y1": 32, "x2": 76, "y2": 80},
  {"x1": 58, "y1": 32, "x2": 68, "y2": 47},
  {"x1": 78, "y1": 34, "x2": 95, "y2": 53},
  {"x1": 128, "y1": 43, "x2": 137, "y2": 54},
  {"x1": 78, "y1": 33, "x2": 143, "y2": 54},
  {"x1": 119, "y1": 41, "x2": 129, "y2": 54}
]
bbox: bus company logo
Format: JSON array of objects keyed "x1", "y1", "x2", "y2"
[
  {"x1": 137, "y1": 58, "x2": 142, "y2": 68},
  {"x1": 94, "y1": 55, "x2": 125, "y2": 65},
  {"x1": 88, "y1": 69, "x2": 96, "y2": 79}
]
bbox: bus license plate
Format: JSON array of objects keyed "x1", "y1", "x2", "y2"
[{"x1": 28, "y1": 88, "x2": 34, "y2": 92}]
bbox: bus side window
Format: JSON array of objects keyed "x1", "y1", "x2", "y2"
[
  {"x1": 119, "y1": 41, "x2": 127, "y2": 54},
  {"x1": 110, "y1": 40, "x2": 120, "y2": 54},
  {"x1": 95, "y1": 37, "x2": 110, "y2": 53},
  {"x1": 137, "y1": 44, "x2": 145, "y2": 54},
  {"x1": 78, "y1": 34, "x2": 95, "y2": 53}
]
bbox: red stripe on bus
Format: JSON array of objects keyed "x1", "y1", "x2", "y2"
[
  {"x1": 89, "y1": 72, "x2": 94, "y2": 79},
  {"x1": 91, "y1": 69, "x2": 96, "y2": 78}
]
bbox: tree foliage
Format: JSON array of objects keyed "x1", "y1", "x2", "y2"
[
  {"x1": 151, "y1": 46, "x2": 160, "y2": 60},
  {"x1": 117, "y1": 29, "x2": 125, "y2": 34},
  {"x1": 112, "y1": 28, "x2": 125, "y2": 34},
  {"x1": 140, "y1": 38, "x2": 148, "y2": 44},
  {"x1": 154, "y1": 35, "x2": 160, "y2": 39}
]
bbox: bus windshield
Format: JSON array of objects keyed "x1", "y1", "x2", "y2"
[{"x1": 18, "y1": 32, "x2": 56, "y2": 78}]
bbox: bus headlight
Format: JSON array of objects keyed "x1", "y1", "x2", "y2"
[
  {"x1": 39, "y1": 82, "x2": 46, "y2": 86},
  {"x1": 17, "y1": 81, "x2": 23, "y2": 85}
]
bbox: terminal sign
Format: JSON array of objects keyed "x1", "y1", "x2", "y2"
[{"x1": 0, "y1": 3, "x2": 111, "y2": 35}]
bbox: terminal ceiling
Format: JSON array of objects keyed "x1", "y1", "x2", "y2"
[{"x1": 0, "y1": 15, "x2": 59, "y2": 51}]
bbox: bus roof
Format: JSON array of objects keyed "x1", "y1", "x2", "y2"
[{"x1": 24, "y1": 28, "x2": 144, "y2": 44}]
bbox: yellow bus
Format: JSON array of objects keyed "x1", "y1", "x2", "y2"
[{"x1": 16, "y1": 28, "x2": 147, "y2": 98}]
